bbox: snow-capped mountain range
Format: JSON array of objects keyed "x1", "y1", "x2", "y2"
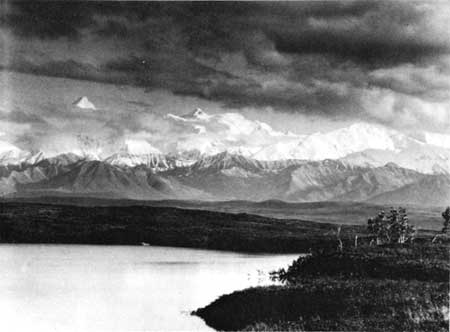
[
  {"x1": 1, "y1": 149, "x2": 448, "y2": 206},
  {"x1": 0, "y1": 108, "x2": 449, "y2": 205},
  {"x1": 1, "y1": 108, "x2": 449, "y2": 174},
  {"x1": 164, "y1": 108, "x2": 433, "y2": 161}
]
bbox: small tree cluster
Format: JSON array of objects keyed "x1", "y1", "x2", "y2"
[
  {"x1": 367, "y1": 207, "x2": 415, "y2": 245},
  {"x1": 432, "y1": 207, "x2": 450, "y2": 243},
  {"x1": 442, "y1": 207, "x2": 450, "y2": 234}
]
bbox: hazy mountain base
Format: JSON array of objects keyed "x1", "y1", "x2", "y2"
[{"x1": 194, "y1": 242, "x2": 450, "y2": 332}]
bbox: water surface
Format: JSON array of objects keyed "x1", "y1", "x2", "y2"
[{"x1": 0, "y1": 244, "x2": 300, "y2": 331}]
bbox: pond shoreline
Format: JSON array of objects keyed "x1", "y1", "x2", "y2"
[
  {"x1": 0, "y1": 244, "x2": 300, "y2": 331},
  {"x1": 193, "y1": 240, "x2": 450, "y2": 331}
]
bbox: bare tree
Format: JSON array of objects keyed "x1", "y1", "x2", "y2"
[{"x1": 336, "y1": 226, "x2": 343, "y2": 252}]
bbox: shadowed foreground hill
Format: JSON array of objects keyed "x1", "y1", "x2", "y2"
[
  {"x1": 194, "y1": 243, "x2": 450, "y2": 331},
  {"x1": 195, "y1": 278, "x2": 448, "y2": 332},
  {"x1": 0, "y1": 202, "x2": 365, "y2": 253},
  {"x1": 3, "y1": 196, "x2": 444, "y2": 230}
]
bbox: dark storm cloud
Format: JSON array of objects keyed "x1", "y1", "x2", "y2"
[
  {"x1": 103, "y1": 54, "x2": 238, "y2": 94},
  {"x1": 2, "y1": 2, "x2": 95, "y2": 40},
  {"x1": 3, "y1": 1, "x2": 450, "y2": 121},
  {"x1": 172, "y1": 76, "x2": 357, "y2": 116},
  {"x1": 366, "y1": 59, "x2": 450, "y2": 104},
  {"x1": 4, "y1": 59, "x2": 107, "y2": 83},
  {"x1": 95, "y1": 19, "x2": 129, "y2": 39},
  {"x1": 258, "y1": 1, "x2": 448, "y2": 66},
  {"x1": 6, "y1": 2, "x2": 448, "y2": 59},
  {"x1": 271, "y1": 32, "x2": 447, "y2": 67}
]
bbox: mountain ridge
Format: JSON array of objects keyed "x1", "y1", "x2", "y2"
[
  {"x1": 0, "y1": 108, "x2": 448, "y2": 206},
  {"x1": 0, "y1": 151, "x2": 446, "y2": 206},
  {"x1": 1, "y1": 109, "x2": 449, "y2": 174}
]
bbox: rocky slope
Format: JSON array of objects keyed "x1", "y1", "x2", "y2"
[{"x1": 1, "y1": 151, "x2": 446, "y2": 206}]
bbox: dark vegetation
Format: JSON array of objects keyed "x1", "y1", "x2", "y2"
[
  {"x1": 1, "y1": 199, "x2": 448, "y2": 331},
  {"x1": 367, "y1": 207, "x2": 416, "y2": 245},
  {"x1": 4, "y1": 196, "x2": 444, "y2": 230},
  {"x1": 442, "y1": 207, "x2": 450, "y2": 233},
  {"x1": 195, "y1": 242, "x2": 449, "y2": 331},
  {"x1": 194, "y1": 207, "x2": 450, "y2": 331},
  {"x1": 273, "y1": 243, "x2": 449, "y2": 283},
  {"x1": 195, "y1": 276, "x2": 448, "y2": 332},
  {"x1": 0, "y1": 201, "x2": 367, "y2": 253}
]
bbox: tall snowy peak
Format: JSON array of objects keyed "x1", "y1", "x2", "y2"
[
  {"x1": 104, "y1": 139, "x2": 173, "y2": 170},
  {"x1": 73, "y1": 96, "x2": 97, "y2": 110},
  {"x1": 166, "y1": 109, "x2": 304, "y2": 158},
  {"x1": 0, "y1": 140, "x2": 33, "y2": 165},
  {"x1": 166, "y1": 109, "x2": 422, "y2": 163}
]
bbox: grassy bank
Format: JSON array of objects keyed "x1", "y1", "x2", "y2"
[
  {"x1": 0, "y1": 201, "x2": 366, "y2": 253},
  {"x1": 194, "y1": 242, "x2": 450, "y2": 331}
]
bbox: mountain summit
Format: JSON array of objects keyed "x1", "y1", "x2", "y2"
[
  {"x1": 103, "y1": 139, "x2": 173, "y2": 169},
  {"x1": 0, "y1": 140, "x2": 30, "y2": 165},
  {"x1": 166, "y1": 108, "x2": 212, "y2": 122},
  {"x1": 73, "y1": 96, "x2": 96, "y2": 110},
  {"x1": 186, "y1": 108, "x2": 211, "y2": 120}
]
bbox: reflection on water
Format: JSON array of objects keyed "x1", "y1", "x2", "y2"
[{"x1": 0, "y1": 244, "x2": 300, "y2": 331}]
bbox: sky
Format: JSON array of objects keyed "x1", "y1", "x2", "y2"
[{"x1": 0, "y1": 1, "x2": 449, "y2": 155}]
